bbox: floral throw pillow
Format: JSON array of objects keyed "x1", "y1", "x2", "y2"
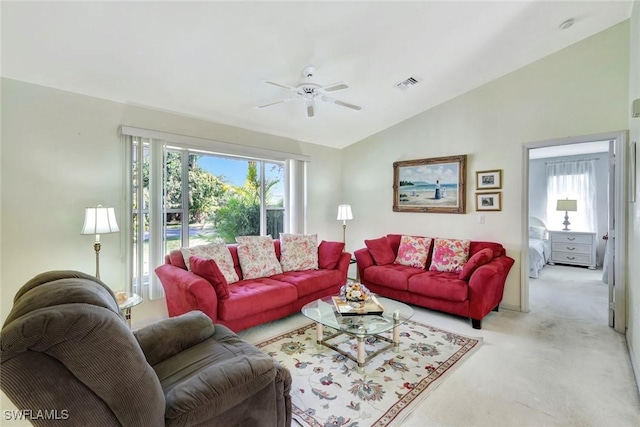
[
  {"x1": 236, "y1": 235, "x2": 283, "y2": 280},
  {"x1": 429, "y1": 238, "x2": 471, "y2": 273},
  {"x1": 181, "y1": 242, "x2": 239, "y2": 284},
  {"x1": 394, "y1": 235, "x2": 433, "y2": 268},
  {"x1": 279, "y1": 233, "x2": 319, "y2": 272}
]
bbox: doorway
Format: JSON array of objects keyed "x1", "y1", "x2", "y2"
[{"x1": 521, "y1": 131, "x2": 628, "y2": 333}]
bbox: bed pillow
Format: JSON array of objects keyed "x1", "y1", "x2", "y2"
[
  {"x1": 235, "y1": 235, "x2": 283, "y2": 279},
  {"x1": 529, "y1": 225, "x2": 546, "y2": 240},
  {"x1": 429, "y1": 238, "x2": 471, "y2": 273},
  {"x1": 279, "y1": 233, "x2": 319, "y2": 272},
  {"x1": 394, "y1": 235, "x2": 433, "y2": 268},
  {"x1": 181, "y1": 242, "x2": 239, "y2": 284},
  {"x1": 318, "y1": 240, "x2": 345, "y2": 269},
  {"x1": 458, "y1": 248, "x2": 494, "y2": 280},
  {"x1": 365, "y1": 236, "x2": 396, "y2": 265},
  {"x1": 189, "y1": 256, "x2": 230, "y2": 299}
]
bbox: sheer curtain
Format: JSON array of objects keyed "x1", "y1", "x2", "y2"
[{"x1": 546, "y1": 159, "x2": 597, "y2": 232}]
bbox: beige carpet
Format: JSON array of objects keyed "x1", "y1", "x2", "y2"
[{"x1": 240, "y1": 265, "x2": 640, "y2": 426}]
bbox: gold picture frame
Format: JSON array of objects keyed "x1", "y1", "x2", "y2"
[
  {"x1": 475, "y1": 192, "x2": 502, "y2": 211},
  {"x1": 475, "y1": 169, "x2": 502, "y2": 190},
  {"x1": 393, "y1": 155, "x2": 466, "y2": 214}
]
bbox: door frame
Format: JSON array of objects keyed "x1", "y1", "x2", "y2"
[{"x1": 521, "y1": 130, "x2": 627, "y2": 333}]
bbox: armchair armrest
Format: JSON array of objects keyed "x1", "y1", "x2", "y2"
[
  {"x1": 164, "y1": 353, "x2": 278, "y2": 424},
  {"x1": 155, "y1": 264, "x2": 219, "y2": 321},
  {"x1": 354, "y1": 248, "x2": 374, "y2": 280},
  {"x1": 468, "y1": 256, "x2": 515, "y2": 320},
  {"x1": 133, "y1": 311, "x2": 216, "y2": 366}
]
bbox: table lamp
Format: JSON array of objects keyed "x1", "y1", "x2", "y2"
[
  {"x1": 556, "y1": 199, "x2": 577, "y2": 231},
  {"x1": 81, "y1": 205, "x2": 119, "y2": 279},
  {"x1": 337, "y1": 204, "x2": 353, "y2": 244}
]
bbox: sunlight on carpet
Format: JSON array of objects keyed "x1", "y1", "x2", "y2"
[{"x1": 256, "y1": 320, "x2": 481, "y2": 427}]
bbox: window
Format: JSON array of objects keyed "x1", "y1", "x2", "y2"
[{"x1": 123, "y1": 127, "x2": 307, "y2": 299}]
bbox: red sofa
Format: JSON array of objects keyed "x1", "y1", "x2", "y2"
[
  {"x1": 354, "y1": 234, "x2": 514, "y2": 329},
  {"x1": 155, "y1": 240, "x2": 351, "y2": 332}
]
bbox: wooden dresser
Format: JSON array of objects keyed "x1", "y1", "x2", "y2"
[{"x1": 548, "y1": 230, "x2": 597, "y2": 269}]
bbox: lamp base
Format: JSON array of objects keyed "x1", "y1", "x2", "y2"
[{"x1": 562, "y1": 212, "x2": 571, "y2": 231}]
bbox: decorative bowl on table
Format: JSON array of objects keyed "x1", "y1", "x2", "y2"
[{"x1": 339, "y1": 282, "x2": 371, "y2": 307}]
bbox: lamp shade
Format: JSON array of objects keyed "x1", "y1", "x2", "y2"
[
  {"x1": 81, "y1": 206, "x2": 120, "y2": 235},
  {"x1": 336, "y1": 204, "x2": 353, "y2": 221},
  {"x1": 556, "y1": 199, "x2": 577, "y2": 212}
]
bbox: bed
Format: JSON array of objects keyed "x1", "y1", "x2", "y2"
[{"x1": 529, "y1": 217, "x2": 551, "y2": 279}]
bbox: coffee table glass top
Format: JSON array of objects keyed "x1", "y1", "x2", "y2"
[{"x1": 302, "y1": 295, "x2": 413, "y2": 336}]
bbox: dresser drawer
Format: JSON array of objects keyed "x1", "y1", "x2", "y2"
[
  {"x1": 551, "y1": 233, "x2": 593, "y2": 245},
  {"x1": 551, "y1": 243, "x2": 592, "y2": 255},
  {"x1": 550, "y1": 253, "x2": 592, "y2": 265}
]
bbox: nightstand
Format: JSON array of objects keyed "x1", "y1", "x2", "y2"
[{"x1": 548, "y1": 230, "x2": 597, "y2": 269}]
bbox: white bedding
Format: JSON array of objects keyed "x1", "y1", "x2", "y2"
[{"x1": 529, "y1": 237, "x2": 551, "y2": 279}]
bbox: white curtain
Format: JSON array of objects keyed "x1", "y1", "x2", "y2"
[{"x1": 546, "y1": 159, "x2": 597, "y2": 232}]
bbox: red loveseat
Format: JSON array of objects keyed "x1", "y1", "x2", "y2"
[
  {"x1": 156, "y1": 240, "x2": 351, "y2": 332},
  {"x1": 354, "y1": 234, "x2": 514, "y2": 329}
]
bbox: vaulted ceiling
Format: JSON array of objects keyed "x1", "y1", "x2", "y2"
[{"x1": 1, "y1": 1, "x2": 633, "y2": 148}]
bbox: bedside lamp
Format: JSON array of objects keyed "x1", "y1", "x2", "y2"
[
  {"x1": 336, "y1": 204, "x2": 353, "y2": 244},
  {"x1": 81, "y1": 205, "x2": 119, "y2": 279},
  {"x1": 556, "y1": 199, "x2": 577, "y2": 231}
]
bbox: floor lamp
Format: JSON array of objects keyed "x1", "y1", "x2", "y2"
[
  {"x1": 81, "y1": 205, "x2": 120, "y2": 280},
  {"x1": 337, "y1": 204, "x2": 353, "y2": 244}
]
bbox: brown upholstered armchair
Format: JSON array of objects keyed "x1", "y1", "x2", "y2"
[{"x1": 1, "y1": 271, "x2": 292, "y2": 426}]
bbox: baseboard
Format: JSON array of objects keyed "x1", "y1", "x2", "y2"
[
  {"x1": 499, "y1": 303, "x2": 521, "y2": 312},
  {"x1": 626, "y1": 332, "x2": 640, "y2": 395}
]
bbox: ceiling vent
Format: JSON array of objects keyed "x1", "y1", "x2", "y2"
[{"x1": 395, "y1": 76, "x2": 420, "y2": 90}]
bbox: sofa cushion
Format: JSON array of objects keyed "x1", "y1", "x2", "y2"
[
  {"x1": 279, "y1": 233, "x2": 318, "y2": 272},
  {"x1": 469, "y1": 241, "x2": 505, "y2": 258},
  {"x1": 363, "y1": 264, "x2": 424, "y2": 291},
  {"x1": 274, "y1": 269, "x2": 342, "y2": 298},
  {"x1": 235, "y1": 236, "x2": 283, "y2": 280},
  {"x1": 181, "y1": 243, "x2": 239, "y2": 284},
  {"x1": 458, "y1": 248, "x2": 494, "y2": 280},
  {"x1": 394, "y1": 235, "x2": 433, "y2": 268},
  {"x1": 189, "y1": 256, "x2": 230, "y2": 299},
  {"x1": 217, "y1": 278, "x2": 298, "y2": 321},
  {"x1": 365, "y1": 236, "x2": 396, "y2": 265},
  {"x1": 408, "y1": 271, "x2": 469, "y2": 301},
  {"x1": 318, "y1": 240, "x2": 345, "y2": 269},
  {"x1": 429, "y1": 238, "x2": 471, "y2": 273}
]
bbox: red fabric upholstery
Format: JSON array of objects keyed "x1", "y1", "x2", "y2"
[
  {"x1": 364, "y1": 236, "x2": 395, "y2": 265},
  {"x1": 408, "y1": 271, "x2": 468, "y2": 302},
  {"x1": 459, "y1": 248, "x2": 494, "y2": 280},
  {"x1": 189, "y1": 256, "x2": 229, "y2": 299},
  {"x1": 156, "y1": 241, "x2": 351, "y2": 332},
  {"x1": 356, "y1": 236, "x2": 515, "y2": 329},
  {"x1": 318, "y1": 240, "x2": 345, "y2": 269}
]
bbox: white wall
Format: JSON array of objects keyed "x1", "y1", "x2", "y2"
[
  {"x1": 626, "y1": 0, "x2": 640, "y2": 390},
  {"x1": 342, "y1": 21, "x2": 629, "y2": 311},
  {"x1": 529, "y1": 153, "x2": 609, "y2": 264},
  {"x1": 0, "y1": 78, "x2": 344, "y2": 329}
]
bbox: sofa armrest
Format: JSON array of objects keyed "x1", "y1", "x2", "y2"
[
  {"x1": 354, "y1": 248, "x2": 374, "y2": 280},
  {"x1": 164, "y1": 353, "x2": 278, "y2": 424},
  {"x1": 134, "y1": 311, "x2": 216, "y2": 366},
  {"x1": 155, "y1": 264, "x2": 219, "y2": 321},
  {"x1": 467, "y1": 255, "x2": 515, "y2": 320}
]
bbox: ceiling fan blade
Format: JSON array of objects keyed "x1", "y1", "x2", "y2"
[
  {"x1": 321, "y1": 95, "x2": 362, "y2": 111},
  {"x1": 321, "y1": 82, "x2": 349, "y2": 92},
  {"x1": 264, "y1": 80, "x2": 296, "y2": 91},
  {"x1": 256, "y1": 98, "x2": 295, "y2": 109},
  {"x1": 306, "y1": 100, "x2": 315, "y2": 118}
]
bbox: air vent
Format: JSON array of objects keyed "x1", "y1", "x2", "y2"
[{"x1": 395, "y1": 76, "x2": 420, "y2": 90}]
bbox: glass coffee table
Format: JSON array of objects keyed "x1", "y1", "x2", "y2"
[{"x1": 301, "y1": 295, "x2": 414, "y2": 373}]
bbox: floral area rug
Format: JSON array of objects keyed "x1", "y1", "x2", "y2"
[{"x1": 256, "y1": 320, "x2": 481, "y2": 427}]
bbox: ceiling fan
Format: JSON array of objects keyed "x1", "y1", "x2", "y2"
[{"x1": 257, "y1": 66, "x2": 362, "y2": 118}]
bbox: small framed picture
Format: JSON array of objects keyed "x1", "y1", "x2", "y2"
[
  {"x1": 476, "y1": 192, "x2": 502, "y2": 211},
  {"x1": 476, "y1": 169, "x2": 502, "y2": 190}
]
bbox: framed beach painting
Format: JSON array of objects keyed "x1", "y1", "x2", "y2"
[
  {"x1": 476, "y1": 192, "x2": 502, "y2": 211},
  {"x1": 475, "y1": 169, "x2": 502, "y2": 190},
  {"x1": 393, "y1": 155, "x2": 467, "y2": 214}
]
